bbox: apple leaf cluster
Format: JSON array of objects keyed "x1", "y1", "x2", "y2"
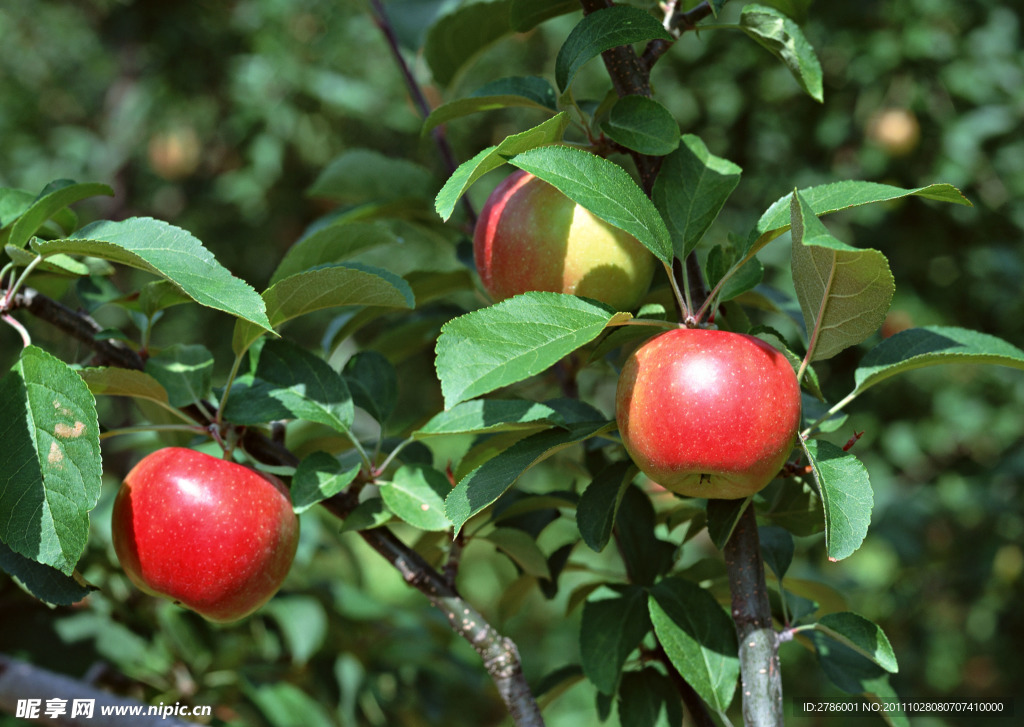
[{"x1": 1, "y1": 1, "x2": 1024, "y2": 725}]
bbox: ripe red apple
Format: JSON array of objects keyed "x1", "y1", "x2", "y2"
[
  {"x1": 111, "y1": 447, "x2": 299, "y2": 623},
  {"x1": 474, "y1": 169, "x2": 655, "y2": 311},
  {"x1": 615, "y1": 328, "x2": 801, "y2": 499}
]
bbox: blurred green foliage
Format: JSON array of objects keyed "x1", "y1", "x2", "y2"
[{"x1": 1, "y1": 1, "x2": 1021, "y2": 725}]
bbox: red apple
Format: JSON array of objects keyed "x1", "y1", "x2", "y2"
[
  {"x1": 615, "y1": 328, "x2": 801, "y2": 499},
  {"x1": 111, "y1": 447, "x2": 299, "y2": 623},
  {"x1": 474, "y1": 169, "x2": 656, "y2": 311}
]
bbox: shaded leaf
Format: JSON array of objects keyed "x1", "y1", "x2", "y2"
[
  {"x1": 423, "y1": 76, "x2": 557, "y2": 134},
  {"x1": 291, "y1": 452, "x2": 361, "y2": 514},
  {"x1": 759, "y1": 525, "x2": 795, "y2": 579},
  {"x1": 270, "y1": 221, "x2": 399, "y2": 285},
  {"x1": 484, "y1": 527, "x2": 551, "y2": 578},
  {"x1": 343, "y1": 351, "x2": 398, "y2": 424},
  {"x1": 414, "y1": 399, "x2": 564, "y2": 439},
  {"x1": 601, "y1": 96, "x2": 679, "y2": 156},
  {"x1": 424, "y1": 0, "x2": 513, "y2": 87},
  {"x1": 308, "y1": 149, "x2": 433, "y2": 204},
  {"x1": 78, "y1": 368, "x2": 169, "y2": 406},
  {"x1": 576, "y1": 461, "x2": 636, "y2": 552},
  {"x1": 0, "y1": 542, "x2": 93, "y2": 606},
  {"x1": 814, "y1": 612, "x2": 898, "y2": 673},
  {"x1": 740, "y1": 4, "x2": 823, "y2": 102},
  {"x1": 580, "y1": 587, "x2": 651, "y2": 694},
  {"x1": 617, "y1": 668, "x2": 684, "y2": 727},
  {"x1": 144, "y1": 344, "x2": 213, "y2": 408},
  {"x1": 509, "y1": 0, "x2": 579, "y2": 32},
  {"x1": 7, "y1": 181, "x2": 113, "y2": 249}
]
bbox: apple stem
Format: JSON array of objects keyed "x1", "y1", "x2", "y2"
[
  {"x1": 663, "y1": 260, "x2": 692, "y2": 321},
  {"x1": 98, "y1": 424, "x2": 207, "y2": 441},
  {"x1": 1, "y1": 312, "x2": 31, "y2": 347}
]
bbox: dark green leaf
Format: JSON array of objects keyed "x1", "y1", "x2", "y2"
[
  {"x1": 576, "y1": 461, "x2": 636, "y2": 552},
  {"x1": 601, "y1": 96, "x2": 679, "y2": 156},
  {"x1": 291, "y1": 451, "x2": 361, "y2": 514},
  {"x1": 144, "y1": 344, "x2": 214, "y2": 408},
  {"x1": 740, "y1": 4, "x2": 823, "y2": 102},
  {"x1": 434, "y1": 113, "x2": 570, "y2": 221},
  {"x1": 814, "y1": 612, "x2": 898, "y2": 673},
  {"x1": 615, "y1": 486, "x2": 675, "y2": 586},
  {"x1": 35, "y1": 218, "x2": 273, "y2": 332},
  {"x1": 509, "y1": 0, "x2": 579, "y2": 32},
  {"x1": 853, "y1": 326, "x2": 1024, "y2": 396},
  {"x1": 555, "y1": 5, "x2": 671, "y2": 92},
  {"x1": 222, "y1": 339, "x2": 353, "y2": 433},
  {"x1": 381, "y1": 465, "x2": 451, "y2": 531},
  {"x1": 423, "y1": 76, "x2": 558, "y2": 134},
  {"x1": 339, "y1": 498, "x2": 392, "y2": 533},
  {"x1": 801, "y1": 439, "x2": 873, "y2": 561},
  {"x1": 424, "y1": 0, "x2": 513, "y2": 87},
  {"x1": 814, "y1": 635, "x2": 908, "y2": 726},
  {"x1": 649, "y1": 577, "x2": 739, "y2": 712},
  {"x1": 758, "y1": 525, "x2": 795, "y2": 578},
  {"x1": 617, "y1": 668, "x2": 684, "y2": 727},
  {"x1": 510, "y1": 145, "x2": 673, "y2": 264},
  {"x1": 343, "y1": 351, "x2": 398, "y2": 424},
  {"x1": 653, "y1": 134, "x2": 742, "y2": 258},
  {"x1": 580, "y1": 586, "x2": 651, "y2": 694},
  {"x1": 446, "y1": 420, "x2": 612, "y2": 533},
  {"x1": 484, "y1": 527, "x2": 551, "y2": 578},
  {"x1": 706, "y1": 498, "x2": 751, "y2": 551},
  {"x1": 0, "y1": 542, "x2": 93, "y2": 606},
  {"x1": 0, "y1": 346, "x2": 101, "y2": 575},
  {"x1": 435, "y1": 292, "x2": 623, "y2": 409}
]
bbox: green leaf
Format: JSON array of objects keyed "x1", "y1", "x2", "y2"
[
  {"x1": 0, "y1": 346, "x2": 101, "y2": 575},
  {"x1": 0, "y1": 187, "x2": 35, "y2": 229},
  {"x1": 424, "y1": 0, "x2": 513, "y2": 87},
  {"x1": 77, "y1": 367, "x2": 170, "y2": 406},
  {"x1": 509, "y1": 0, "x2": 579, "y2": 32},
  {"x1": 746, "y1": 181, "x2": 971, "y2": 258},
  {"x1": 813, "y1": 635, "x2": 908, "y2": 726},
  {"x1": 137, "y1": 280, "x2": 192, "y2": 317},
  {"x1": 308, "y1": 149, "x2": 434, "y2": 204},
  {"x1": 483, "y1": 527, "x2": 551, "y2": 578},
  {"x1": 262, "y1": 596, "x2": 328, "y2": 667},
  {"x1": 343, "y1": 351, "x2": 398, "y2": 425},
  {"x1": 381, "y1": 465, "x2": 451, "y2": 531},
  {"x1": 554, "y1": 5, "x2": 671, "y2": 92},
  {"x1": 0, "y1": 542, "x2": 93, "y2": 606},
  {"x1": 601, "y1": 96, "x2": 679, "y2": 156},
  {"x1": 291, "y1": 452, "x2": 361, "y2": 514},
  {"x1": 435, "y1": 291, "x2": 623, "y2": 409},
  {"x1": 339, "y1": 498, "x2": 393, "y2": 533},
  {"x1": 740, "y1": 4, "x2": 823, "y2": 102},
  {"x1": 434, "y1": 113, "x2": 570, "y2": 221},
  {"x1": 801, "y1": 439, "x2": 872, "y2": 562},
  {"x1": 616, "y1": 486, "x2": 676, "y2": 586},
  {"x1": 706, "y1": 498, "x2": 751, "y2": 551},
  {"x1": 423, "y1": 76, "x2": 557, "y2": 134},
  {"x1": 705, "y1": 241, "x2": 764, "y2": 303},
  {"x1": 222, "y1": 340, "x2": 353, "y2": 433},
  {"x1": 649, "y1": 577, "x2": 740, "y2": 712},
  {"x1": 755, "y1": 0, "x2": 814, "y2": 23},
  {"x1": 446, "y1": 420, "x2": 613, "y2": 533},
  {"x1": 814, "y1": 612, "x2": 898, "y2": 673},
  {"x1": 270, "y1": 221, "x2": 399, "y2": 285},
  {"x1": 576, "y1": 461, "x2": 636, "y2": 552},
  {"x1": 852, "y1": 326, "x2": 1024, "y2": 396},
  {"x1": 414, "y1": 399, "x2": 564, "y2": 439},
  {"x1": 7, "y1": 181, "x2": 114, "y2": 249},
  {"x1": 790, "y1": 192, "x2": 894, "y2": 362},
  {"x1": 246, "y1": 681, "x2": 337, "y2": 727},
  {"x1": 34, "y1": 218, "x2": 272, "y2": 332},
  {"x1": 653, "y1": 135, "x2": 742, "y2": 259},
  {"x1": 233, "y1": 263, "x2": 415, "y2": 355},
  {"x1": 617, "y1": 668, "x2": 684, "y2": 727},
  {"x1": 510, "y1": 145, "x2": 673, "y2": 264},
  {"x1": 144, "y1": 344, "x2": 214, "y2": 408},
  {"x1": 759, "y1": 525, "x2": 795, "y2": 579},
  {"x1": 580, "y1": 587, "x2": 651, "y2": 694}
]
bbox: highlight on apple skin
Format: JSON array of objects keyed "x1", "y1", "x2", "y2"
[
  {"x1": 615, "y1": 328, "x2": 802, "y2": 499},
  {"x1": 473, "y1": 169, "x2": 656, "y2": 311},
  {"x1": 111, "y1": 447, "x2": 300, "y2": 623}
]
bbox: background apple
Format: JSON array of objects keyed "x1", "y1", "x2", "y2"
[
  {"x1": 474, "y1": 169, "x2": 656, "y2": 311},
  {"x1": 111, "y1": 447, "x2": 300, "y2": 623},
  {"x1": 615, "y1": 328, "x2": 802, "y2": 499}
]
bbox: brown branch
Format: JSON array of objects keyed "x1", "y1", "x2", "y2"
[
  {"x1": 642, "y1": 1, "x2": 720, "y2": 69},
  {"x1": 722, "y1": 505, "x2": 783, "y2": 726}
]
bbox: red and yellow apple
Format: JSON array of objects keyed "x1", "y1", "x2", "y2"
[
  {"x1": 473, "y1": 169, "x2": 655, "y2": 311},
  {"x1": 615, "y1": 329, "x2": 801, "y2": 499},
  {"x1": 111, "y1": 447, "x2": 299, "y2": 623}
]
